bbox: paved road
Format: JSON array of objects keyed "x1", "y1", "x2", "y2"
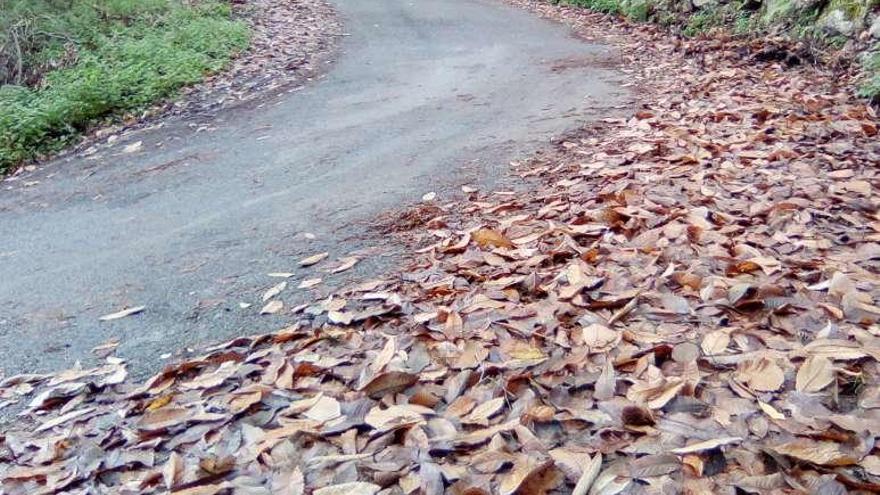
[{"x1": 0, "y1": 0, "x2": 625, "y2": 379}]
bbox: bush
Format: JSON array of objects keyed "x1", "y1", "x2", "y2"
[
  {"x1": 860, "y1": 49, "x2": 880, "y2": 102},
  {"x1": 0, "y1": 0, "x2": 248, "y2": 171}
]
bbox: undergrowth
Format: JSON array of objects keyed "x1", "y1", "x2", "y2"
[
  {"x1": 554, "y1": 0, "x2": 880, "y2": 102},
  {"x1": 861, "y1": 48, "x2": 880, "y2": 102},
  {"x1": 0, "y1": 0, "x2": 249, "y2": 172}
]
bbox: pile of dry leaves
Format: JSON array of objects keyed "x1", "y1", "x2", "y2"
[{"x1": 3, "y1": 2, "x2": 880, "y2": 494}]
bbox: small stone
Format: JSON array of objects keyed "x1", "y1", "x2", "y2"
[{"x1": 820, "y1": 9, "x2": 856, "y2": 36}]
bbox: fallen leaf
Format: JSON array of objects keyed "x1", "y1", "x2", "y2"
[
  {"x1": 700, "y1": 331, "x2": 729, "y2": 356},
  {"x1": 572, "y1": 453, "x2": 602, "y2": 495},
  {"x1": 297, "y1": 278, "x2": 322, "y2": 289},
  {"x1": 669, "y1": 437, "x2": 742, "y2": 454},
  {"x1": 260, "y1": 300, "x2": 283, "y2": 315},
  {"x1": 736, "y1": 358, "x2": 784, "y2": 392},
  {"x1": 795, "y1": 355, "x2": 835, "y2": 393},
  {"x1": 313, "y1": 482, "x2": 380, "y2": 495},
  {"x1": 473, "y1": 228, "x2": 514, "y2": 249},
  {"x1": 772, "y1": 440, "x2": 857, "y2": 466},
  {"x1": 99, "y1": 306, "x2": 146, "y2": 321},
  {"x1": 330, "y1": 257, "x2": 359, "y2": 274},
  {"x1": 262, "y1": 281, "x2": 287, "y2": 302},
  {"x1": 299, "y1": 252, "x2": 329, "y2": 267},
  {"x1": 123, "y1": 141, "x2": 143, "y2": 153}
]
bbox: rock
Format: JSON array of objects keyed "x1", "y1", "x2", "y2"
[
  {"x1": 692, "y1": 0, "x2": 717, "y2": 8},
  {"x1": 870, "y1": 15, "x2": 880, "y2": 38},
  {"x1": 820, "y1": 9, "x2": 856, "y2": 36}
]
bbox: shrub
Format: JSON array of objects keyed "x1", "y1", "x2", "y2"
[{"x1": 0, "y1": 0, "x2": 248, "y2": 171}]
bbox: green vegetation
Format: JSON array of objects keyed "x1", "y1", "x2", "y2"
[
  {"x1": 560, "y1": 0, "x2": 626, "y2": 15},
  {"x1": 861, "y1": 48, "x2": 880, "y2": 102},
  {"x1": 0, "y1": 0, "x2": 249, "y2": 171}
]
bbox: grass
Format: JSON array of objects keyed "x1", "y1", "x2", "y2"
[
  {"x1": 860, "y1": 48, "x2": 880, "y2": 102},
  {"x1": 556, "y1": 0, "x2": 624, "y2": 15},
  {"x1": 0, "y1": 0, "x2": 249, "y2": 172}
]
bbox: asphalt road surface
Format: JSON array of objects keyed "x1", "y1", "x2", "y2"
[{"x1": 0, "y1": 0, "x2": 625, "y2": 379}]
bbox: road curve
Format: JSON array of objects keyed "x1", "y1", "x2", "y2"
[{"x1": 0, "y1": 0, "x2": 625, "y2": 378}]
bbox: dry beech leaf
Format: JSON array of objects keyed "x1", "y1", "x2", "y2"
[
  {"x1": 298, "y1": 278, "x2": 322, "y2": 289},
  {"x1": 582, "y1": 324, "x2": 620, "y2": 353},
  {"x1": 795, "y1": 355, "x2": 835, "y2": 393},
  {"x1": 360, "y1": 371, "x2": 418, "y2": 397},
  {"x1": 772, "y1": 440, "x2": 857, "y2": 466},
  {"x1": 629, "y1": 453, "x2": 680, "y2": 479},
  {"x1": 669, "y1": 437, "x2": 742, "y2": 454},
  {"x1": 861, "y1": 456, "x2": 880, "y2": 476},
  {"x1": 701, "y1": 331, "x2": 729, "y2": 356},
  {"x1": 736, "y1": 358, "x2": 784, "y2": 392},
  {"x1": 758, "y1": 401, "x2": 785, "y2": 420},
  {"x1": 262, "y1": 281, "x2": 287, "y2": 302},
  {"x1": 364, "y1": 404, "x2": 431, "y2": 432},
  {"x1": 473, "y1": 228, "x2": 514, "y2": 249},
  {"x1": 99, "y1": 306, "x2": 145, "y2": 321},
  {"x1": 499, "y1": 459, "x2": 560, "y2": 495},
  {"x1": 303, "y1": 395, "x2": 341, "y2": 422},
  {"x1": 163, "y1": 452, "x2": 184, "y2": 490},
  {"x1": 593, "y1": 359, "x2": 616, "y2": 401},
  {"x1": 463, "y1": 397, "x2": 505, "y2": 424},
  {"x1": 313, "y1": 482, "x2": 380, "y2": 495},
  {"x1": 572, "y1": 453, "x2": 602, "y2": 495},
  {"x1": 299, "y1": 252, "x2": 329, "y2": 267},
  {"x1": 260, "y1": 300, "x2": 283, "y2": 315},
  {"x1": 330, "y1": 257, "x2": 359, "y2": 274},
  {"x1": 137, "y1": 406, "x2": 192, "y2": 432}
]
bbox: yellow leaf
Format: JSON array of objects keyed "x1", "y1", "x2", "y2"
[{"x1": 473, "y1": 228, "x2": 514, "y2": 249}]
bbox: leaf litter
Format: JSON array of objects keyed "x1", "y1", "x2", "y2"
[{"x1": 3, "y1": 3, "x2": 880, "y2": 495}]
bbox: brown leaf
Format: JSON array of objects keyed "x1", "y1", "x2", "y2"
[
  {"x1": 669, "y1": 437, "x2": 742, "y2": 454},
  {"x1": 499, "y1": 459, "x2": 561, "y2": 495},
  {"x1": 137, "y1": 406, "x2": 193, "y2": 431},
  {"x1": 299, "y1": 252, "x2": 329, "y2": 267},
  {"x1": 330, "y1": 256, "x2": 359, "y2": 274},
  {"x1": 582, "y1": 324, "x2": 620, "y2": 353},
  {"x1": 795, "y1": 355, "x2": 835, "y2": 393},
  {"x1": 700, "y1": 331, "x2": 729, "y2": 356},
  {"x1": 473, "y1": 228, "x2": 514, "y2": 249},
  {"x1": 360, "y1": 371, "x2": 418, "y2": 397},
  {"x1": 735, "y1": 357, "x2": 784, "y2": 392},
  {"x1": 463, "y1": 397, "x2": 506, "y2": 425},
  {"x1": 164, "y1": 452, "x2": 184, "y2": 490},
  {"x1": 260, "y1": 300, "x2": 284, "y2": 315},
  {"x1": 628, "y1": 454, "x2": 680, "y2": 478},
  {"x1": 772, "y1": 440, "x2": 857, "y2": 466},
  {"x1": 262, "y1": 282, "x2": 287, "y2": 302},
  {"x1": 571, "y1": 453, "x2": 602, "y2": 495},
  {"x1": 593, "y1": 360, "x2": 616, "y2": 401},
  {"x1": 313, "y1": 482, "x2": 380, "y2": 495}
]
